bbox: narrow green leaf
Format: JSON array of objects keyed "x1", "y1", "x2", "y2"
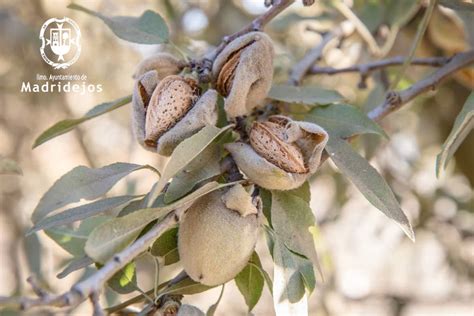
[
  {"x1": 68, "y1": 4, "x2": 169, "y2": 44},
  {"x1": 24, "y1": 234, "x2": 43, "y2": 279},
  {"x1": 57, "y1": 256, "x2": 94, "y2": 279},
  {"x1": 271, "y1": 190, "x2": 322, "y2": 282},
  {"x1": 272, "y1": 238, "x2": 308, "y2": 316},
  {"x1": 108, "y1": 261, "x2": 138, "y2": 294},
  {"x1": 0, "y1": 157, "x2": 22, "y2": 175},
  {"x1": 32, "y1": 162, "x2": 155, "y2": 223},
  {"x1": 235, "y1": 252, "x2": 264, "y2": 312},
  {"x1": 269, "y1": 84, "x2": 343, "y2": 106},
  {"x1": 150, "y1": 227, "x2": 179, "y2": 265},
  {"x1": 307, "y1": 104, "x2": 387, "y2": 138},
  {"x1": 30, "y1": 195, "x2": 140, "y2": 234},
  {"x1": 436, "y1": 92, "x2": 474, "y2": 177},
  {"x1": 161, "y1": 276, "x2": 213, "y2": 296},
  {"x1": 46, "y1": 216, "x2": 110, "y2": 256},
  {"x1": 148, "y1": 125, "x2": 231, "y2": 206},
  {"x1": 164, "y1": 143, "x2": 222, "y2": 204},
  {"x1": 326, "y1": 136, "x2": 414, "y2": 240},
  {"x1": 206, "y1": 285, "x2": 225, "y2": 316},
  {"x1": 33, "y1": 95, "x2": 131, "y2": 148},
  {"x1": 86, "y1": 181, "x2": 238, "y2": 263}
]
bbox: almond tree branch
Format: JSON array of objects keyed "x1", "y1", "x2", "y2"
[
  {"x1": 0, "y1": 211, "x2": 180, "y2": 313},
  {"x1": 309, "y1": 56, "x2": 451, "y2": 76},
  {"x1": 289, "y1": 21, "x2": 355, "y2": 85},
  {"x1": 368, "y1": 50, "x2": 474, "y2": 122}
]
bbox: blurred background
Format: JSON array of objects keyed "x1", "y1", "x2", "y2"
[{"x1": 0, "y1": 0, "x2": 473, "y2": 315}]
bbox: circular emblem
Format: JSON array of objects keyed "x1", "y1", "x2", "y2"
[{"x1": 39, "y1": 17, "x2": 81, "y2": 69}]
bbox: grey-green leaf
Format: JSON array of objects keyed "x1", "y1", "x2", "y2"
[
  {"x1": 235, "y1": 252, "x2": 264, "y2": 312},
  {"x1": 46, "y1": 216, "x2": 110, "y2": 256},
  {"x1": 326, "y1": 136, "x2": 414, "y2": 241},
  {"x1": 272, "y1": 238, "x2": 308, "y2": 316},
  {"x1": 206, "y1": 285, "x2": 225, "y2": 316},
  {"x1": 150, "y1": 227, "x2": 179, "y2": 265},
  {"x1": 108, "y1": 261, "x2": 138, "y2": 294},
  {"x1": 32, "y1": 162, "x2": 155, "y2": 223},
  {"x1": 436, "y1": 92, "x2": 474, "y2": 177},
  {"x1": 68, "y1": 4, "x2": 169, "y2": 44},
  {"x1": 57, "y1": 256, "x2": 94, "y2": 279},
  {"x1": 30, "y1": 195, "x2": 140, "y2": 234},
  {"x1": 271, "y1": 190, "x2": 322, "y2": 282},
  {"x1": 164, "y1": 143, "x2": 222, "y2": 204},
  {"x1": 148, "y1": 125, "x2": 231, "y2": 206},
  {"x1": 161, "y1": 276, "x2": 213, "y2": 296},
  {"x1": 307, "y1": 104, "x2": 387, "y2": 138},
  {"x1": 269, "y1": 84, "x2": 343, "y2": 106},
  {"x1": 86, "y1": 181, "x2": 237, "y2": 263},
  {"x1": 33, "y1": 95, "x2": 131, "y2": 148}
]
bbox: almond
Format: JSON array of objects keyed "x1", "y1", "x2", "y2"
[
  {"x1": 249, "y1": 121, "x2": 307, "y2": 174},
  {"x1": 144, "y1": 76, "x2": 200, "y2": 147}
]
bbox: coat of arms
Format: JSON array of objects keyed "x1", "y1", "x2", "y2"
[{"x1": 39, "y1": 17, "x2": 81, "y2": 69}]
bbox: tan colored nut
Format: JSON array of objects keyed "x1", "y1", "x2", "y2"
[
  {"x1": 212, "y1": 32, "x2": 274, "y2": 118},
  {"x1": 178, "y1": 187, "x2": 260, "y2": 286},
  {"x1": 225, "y1": 115, "x2": 328, "y2": 191},
  {"x1": 144, "y1": 76, "x2": 200, "y2": 147},
  {"x1": 250, "y1": 121, "x2": 307, "y2": 174}
]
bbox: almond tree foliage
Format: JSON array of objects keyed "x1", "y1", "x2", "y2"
[{"x1": 1, "y1": 0, "x2": 473, "y2": 315}]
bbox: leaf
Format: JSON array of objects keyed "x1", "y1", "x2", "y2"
[
  {"x1": 33, "y1": 95, "x2": 131, "y2": 148},
  {"x1": 150, "y1": 227, "x2": 179, "y2": 265},
  {"x1": 439, "y1": 0, "x2": 474, "y2": 11},
  {"x1": 436, "y1": 92, "x2": 474, "y2": 177},
  {"x1": 148, "y1": 125, "x2": 231, "y2": 206},
  {"x1": 269, "y1": 84, "x2": 343, "y2": 106},
  {"x1": 30, "y1": 195, "x2": 140, "y2": 234},
  {"x1": 326, "y1": 136, "x2": 414, "y2": 241},
  {"x1": 46, "y1": 216, "x2": 110, "y2": 256},
  {"x1": 164, "y1": 143, "x2": 222, "y2": 204},
  {"x1": 24, "y1": 234, "x2": 43, "y2": 278},
  {"x1": 68, "y1": 4, "x2": 169, "y2": 44},
  {"x1": 0, "y1": 157, "x2": 22, "y2": 175},
  {"x1": 307, "y1": 104, "x2": 387, "y2": 138},
  {"x1": 161, "y1": 276, "x2": 213, "y2": 296},
  {"x1": 206, "y1": 285, "x2": 224, "y2": 316},
  {"x1": 32, "y1": 162, "x2": 155, "y2": 223},
  {"x1": 235, "y1": 253, "x2": 264, "y2": 312},
  {"x1": 271, "y1": 190, "x2": 322, "y2": 282},
  {"x1": 86, "y1": 181, "x2": 238, "y2": 263},
  {"x1": 108, "y1": 261, "x2": 138, "y2": 294},
  {"x1": 272, "y1": 238, "x2": 308, "y2": 316},
  {"x1": 57, "y1": 256, "x2": 94, "y2": 279}
]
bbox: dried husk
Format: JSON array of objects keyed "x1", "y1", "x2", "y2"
[
  {"x1": 178, "y1": 186, "x2": 261, "y2": 286},
  {"x1": 212, "y1": 32, "x2": 274, "y2": 118},
  {"x1": 225, "y1": 116, "x2": 328, "y2": 190},
  {"x1": 133, "y1": 53, "x2": 184, "y2": 79},
  {"x1": 132, "y1": 72, "x2": 218, "y2": 156}
]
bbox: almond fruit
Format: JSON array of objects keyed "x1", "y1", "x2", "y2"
[
  {"x1": 178, "y1": 187, "x2": 260, "y2": 286},
  {"x1": 144, "y1": 76, "x2": 200, "y2": 147},
  {"x1": 250, "y1": 121, "x2": 307, "y2": 174}
]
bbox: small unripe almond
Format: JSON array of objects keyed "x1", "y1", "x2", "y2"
[{"x1": 178, "y1": 188, "x2": 260, "y2": 286}]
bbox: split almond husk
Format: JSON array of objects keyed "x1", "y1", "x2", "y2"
[
  {"x1": 132, "y1": 72, "x2": 218, "y2": 156},
  {"x1": 212, "y1": 32, "x2": 274, "y2": 118},
  {"x1": 225, "y1": 115, "x2": 328, "y2": 190}
]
